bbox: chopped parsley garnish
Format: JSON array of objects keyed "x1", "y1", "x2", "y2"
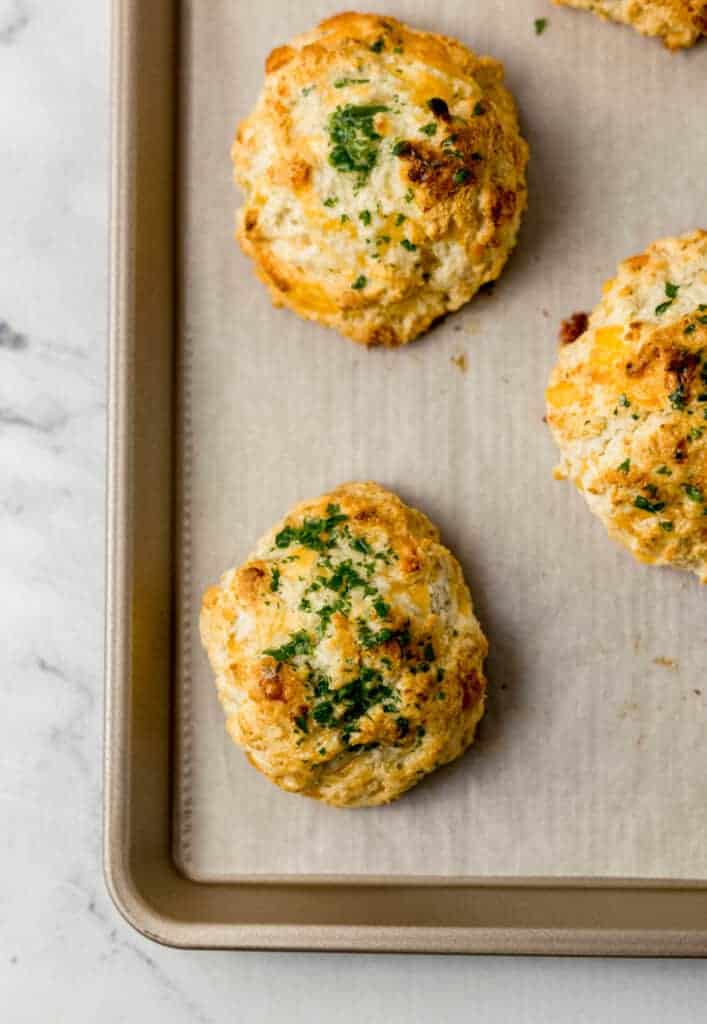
[
  {"x1": 370, "y1": 37, "x2": 385, "y2": 52},
  {"x1": 327, "y1": 104, "x2": 389, "y2": 186},
  {"x1": 689, "y1": 427, "x2": 704, "y2": 440},
  {"x1": 264, "y1": 630, "x2": 314, "y2": 662},
  {"x1": 357, "y1": 620, "x2": 410, "y2": 650},
  {"x1": 327, "y1": 559, "x2": 369, "y2": 595},
  {"x1": 400, "y1": 238, "x2": 417, "y2": 251},
  {"x1": 312, "y1": 702, "x2": 335, "y2": 726},
  {"x1": 392, "y1": 139, "x2": 411, "y2": 156},
  {"x1": 270, "y1": 567, "x2": 280, "y2": 592},
  {"x1": 655, "y1": 282, "x2": 679, "y2": 315},
  {"x1": 656, "y1": 465, "x2": 672, "y2": 476},
  {"x1": 373, "y1": 597, "x2": 390, "y2": 618},
  {"x1": 396, "y1": 716, "x2": 410, "y2": 738},
  {"x1": 323, "y1": 196, "x2": 338, "y2": 207},
  {"x1": 301, "y1": 85, "x2": 315, "y2": 97},
  {"x1": 294, "y1": 715, "x2": 309, "y2": 733},
  {"x1": 275, "y1": 505, "x2": 348, "y2": 552},
  {"x1": 352, "y1": 274, "x2": 368, "y2": 290},
  {"x1": 340, "y1": 213, "x2": 350, "y2": 224},
  {"x1": 619, "y1": 394, "x2": 631, "y2": 407},
  {"x1": 395, "y1": 213, "x2": 406, "y2": 226},
  {"x1": 419, "y1": 122, "x2": 437, "y2": 136},
  {"x1": 534, "y1": 17, "x2": 548, "y2": 34},
  {"x1": 659, "y1": 521, "x2": 674, "y2": 532},
  {"x1": 404, "y1": 188, "x2": 414, "y2": 202},
  {"x1": 453, "y1": 168, "x2": 471, "y2": 185},
  {"x1": 473, "y1": 101, "x2": 484, "y2": 116},
  {"x1": 669, "y1": 386, "x2": 687, "y2": 410},
  {"x1": 358, "y1": 209, "x2": 372, "y2": 225},
  {"x1": 618, "y1": 458, "x2": 631, "y2": 473},
  {"x1": 334, "y1": 77, "x2": 370, "y2": 88},
  {"x1": 685, "y1": 323, "x2": 696, "y2": 335},
  {"x1": 634, "y1": 495, "x2": 665, "y2": 513},
  {"x1": 682, "y1": 484, "x2": 703, "y2": 503}
]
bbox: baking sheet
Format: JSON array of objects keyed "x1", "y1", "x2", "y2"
[{"x1": 176, "y1": 0, "x2": 707, "y2": 881}]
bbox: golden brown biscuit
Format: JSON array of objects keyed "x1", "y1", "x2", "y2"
[
  {"x1": 547, "y1": 230, "x2": 707, "y2": 581},
  {"x1": 554, "y1": 0, "x2": 707, "y2": 48},
  {"x1": 232, "y1": 12, "x2": 528, "y2": 346},
  {"x1": 200, "y1": 482, "x2": 488, "y2": 806}
]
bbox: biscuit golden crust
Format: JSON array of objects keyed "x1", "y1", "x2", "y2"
[
  {"x1": 554, "y1": 0, "x2": 707, "y2": 48},
  {"x1": 232, "y1": 12, "x2": 528, "y2": 346},
  {"x1": 547, "y1": 230, "x2": 707, "y2": 581},
  {"x1": 200, "y1": 482, "x2": 488, "y2": 806}
]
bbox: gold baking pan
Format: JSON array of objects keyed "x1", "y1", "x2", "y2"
[{"x1": 105, "y1": 0, "x2": 707, "y2": 953}]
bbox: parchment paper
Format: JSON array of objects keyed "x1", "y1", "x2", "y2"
[{"x1": 176, "y1": 0, "x2": 707, "y2": 880}]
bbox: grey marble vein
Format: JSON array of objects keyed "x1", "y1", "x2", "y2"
[
  {"x1": 0, "y1": 0, "x2": 29, "y2": 45},
  {"x1": 0, "y1": 320, "x2": 27, "y2": 349}
]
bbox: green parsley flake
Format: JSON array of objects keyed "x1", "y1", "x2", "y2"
[
  {"x1": 400, "y1": 238, "x2": 417, "y2": 251},
  {"x1": 473, "y1": 101, "x2": 484, "y2": 116},
  {"x1": 534, "y1": 17, "x2": 548, "y2": 34},
  {"x1": 395, "y1": 213, "x2": 406, "y2": 226},
  {"x1": 396, "y1": 716, "x2": 410, "y2": 738},
  {"x1": 453, "y1": 168, "x2": 471, "y2": 185},
  {"x1": 270, "y1": 567, "x2": 280, "y2": 592},
  {"x1": 656, "y1": 465, "x2": 672, "y2": 476},
  {"x1": 294, "y1": 715, "x2": 309, "y2": 733},
  {"x1": 323, "y1": 196, "x2": 338, "y2": 207},
  {"x1": 370, "y1": 37, "x2": 385, "y2": 53},
  {"x1": 659, "y1": 521, "x2": 674, "y2": 532},
  {"x1": 334, "y1": 77, "x2": 370, "y2": 88},
  {"x1": 634, "y1": 495, "x2": 665, "y2": 513},
  {"x1": 682, "y1": 484, "x2": 703, "y2": 503},
  {"x1": 275, "y1": 505, "x2": 348, "y2": 552},
  {"x1": 264, "y1": 631, "x2": 314, "y2": 663},
  {"x1": 669, "y1": 386, "x2": 687, "y2": 410},
  {"x1": 419, "y1": 122, "x2": 437, "y2": 136},
  {"x1": 327, "y1": 104, "x2": 389, "y2": 186},
  {"x1": 618, "y1": 458, "x2": 631, "y2": 473},
  {"x1": 359, "y1": 209, "x2": 372, "y2": 225},
  {"x1": 404, "y1": 188, "x2": 414, "y2": 203},
  {"x1": 655, "y1": 282, "x2": 679, "y2": 316},
  {"x1": 352, "y1": 274, "x2": 368, "y2": 290}
]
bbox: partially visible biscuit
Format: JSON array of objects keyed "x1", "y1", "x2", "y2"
[
  {"x1": 200, "y1": 482, "x2": 488, "y2": 806},
  {"x1": 546, "y1": 230, "x2": 707, "y2": 581},
  {"x1": 554, "y1": 1, "x2": 707, "y2": 48},
  {"x1": 232, "y1": 12, "x2": 528, "y2": 346}
]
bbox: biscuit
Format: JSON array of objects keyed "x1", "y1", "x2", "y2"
[
  {"x1": 554, "y1": 1, "x2": 707, "y2": 48},
  {"x1": 200, "y1": 482, "x2": 488, "y2": 806},
  {"x1": 546, "y1": 230, "x2": 707, "y2": 581},
  {"x1": 232, "y1": 12, "x2": 528, "y2": 346}
]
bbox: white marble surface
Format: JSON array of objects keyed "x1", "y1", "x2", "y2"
[{"x1": 1, "y1": 1, "x2": 706, "y2": 1019}]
